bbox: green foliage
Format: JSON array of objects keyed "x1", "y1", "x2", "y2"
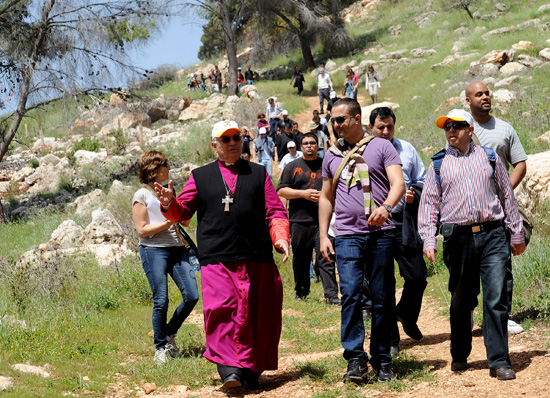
[
  {"x1": 106, "y1": 18, "x2": 155, "y2": 46},
  {"x1": 198, "y1": 18, "x2": 225, "y2": 61},
  {"x1": 57, "y1": 173, "x2": 75, "y2": 192},
  {"x1": 0, "y1": 212, "x2": 68, "y2": 263},
  {"x1": 29, "y1": 158, "x2": 39, "y2": 168},
  {"x1": 72, "y1": 136, "x2": 102, "y2": 153},
  {"x1": 157, "y1": 123, "x2": 216, "y2": 165},
  {"x1": 110, "y1": 128, "x2": 128, "y2": 155}
]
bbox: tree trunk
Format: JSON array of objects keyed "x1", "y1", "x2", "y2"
[
  {"x1": 330, "y1": 0, "x2": 343, "y2": 26},
  {"x1": 219, "y1": 0, "x2": 239, "y2": 96},
  {"x1": 298, "y1": 16, "x2": 315, "y2": 69},
  {"x1": 0, "y1": 0, "x2": 55, "y2": 162}
]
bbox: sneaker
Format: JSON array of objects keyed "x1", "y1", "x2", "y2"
[
  {"x1": 374, "y1": 364, "x2": 394, "y2": 382},
  {"x1": 508, "y1": 319, "x2": 523, "y2": 335},
  {"x1": 343, "y1": 357, "x2": 368, "y2": 384},
  {"x1": 154, "y1": 347, "x2": 169, "y2": 365},
  {"x1": 165, "y1": 334, "x2": 181, "y2": 358}
]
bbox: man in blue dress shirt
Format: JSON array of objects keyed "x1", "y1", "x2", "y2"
[{"x1": 369, "y1": 107, "x2": 427, "y2": 355}]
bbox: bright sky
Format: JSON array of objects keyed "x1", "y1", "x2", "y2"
[{"x1": 128, "y1": 16, "x2": 204, "y2": 71}]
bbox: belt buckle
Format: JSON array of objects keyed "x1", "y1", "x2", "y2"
[{"x1": 471, "y1": 225, "x2": 481, "y2": 233}]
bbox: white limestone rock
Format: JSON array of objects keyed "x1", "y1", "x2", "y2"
[
  {"x1": 539, "y1": 48, "x2": 550, "y2": 61},
  {"x1": 0, "y1": 376, "x2": 13, "y2": 391},
  {"x1": 81, "y1": 208, "x2": 125, "y2": 245},
  {"x1": 70, "y1": 189, "x2": 105, "y2": 219},
  {"x1": 499, "y1": 62, "x2": 528, "y2": 77},
  {"x1": 49, "y1": 220, "x2": 84, "y2": 250},
  {"x1": 12, "y1": 364, "x2": 50, "y2": 378}
]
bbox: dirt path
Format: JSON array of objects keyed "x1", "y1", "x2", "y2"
[
  {"x1": 111, "y1": 292, "x2": 550, "y2": 397},
  {"x1": 111, "y1": 95, "x2": 550, "y2": 397}
]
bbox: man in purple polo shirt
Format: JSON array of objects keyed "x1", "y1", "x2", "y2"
[
  {"x1": 319, "y1": 98, "x2": 405, "y2": 383},
  {"x1": 418, "y1": 109, "x2": 525, "y2": 381}
]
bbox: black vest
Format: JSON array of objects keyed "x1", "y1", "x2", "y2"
[{"x1": 193, "y1": 160, "x2": 274, "y2": 266}]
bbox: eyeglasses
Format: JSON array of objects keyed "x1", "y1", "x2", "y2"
[
  {"x1": 443, "y1": 121, "x2": 470, "y2": 131},
  {"x1": 302, "y1": 141, "x2": 318, "y2": 146},
  {"x1": 331, "y1": 115, "x2": 355, "y2": 125},
  {"x1": 219, "y1": 134, "x2": 242, "y2": 144}
]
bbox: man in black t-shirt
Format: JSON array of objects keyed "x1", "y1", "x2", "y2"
[
  {"x1": 275, "y1": 123, "x2": 297, "y2": 162},
  {"x1": 277, "y1": 133, "x2": 340, "y2": 304}
]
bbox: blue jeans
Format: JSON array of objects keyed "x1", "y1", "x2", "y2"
[
  {"x1": 443, "y1": 225, "x2": 511, "y2": 370},
  {"x1": 269, "y1": 118, "x2": 279, "y2": 139},
  {"x1": 258, "y1": 157, "x2": 272, "y2": 179},
  {"x1": 246, "y1": 79, "x2": 254, "y2": 85},
  {"x1": 335, "y1": 230, "x2": 395, "y2": 369},
  {"x1": 139, "y1": 245, "x2": 200, "y2": 349}
]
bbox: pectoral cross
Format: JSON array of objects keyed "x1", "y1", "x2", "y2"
[{"x1": 222, "y1": 194, "x2": 233, "y2": 212}]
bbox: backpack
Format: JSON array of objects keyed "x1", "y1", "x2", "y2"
[
  {"x1": 431, "y1": 145, "x2": 533, "y2": 245},
  {"x1": 431, "y1": 146, "x2": 496, "y2": 185}
]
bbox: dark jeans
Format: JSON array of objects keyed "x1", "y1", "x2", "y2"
[
  {"x1": 269, "y1": 118, "x2": 279, "y2": 139},
  {"x1": 472, "y1": 235, "x2": 513, "y2": 316},
  {"x1": 443, "y1": 225, "x2": 511, "y2": 370},
  {"x1": 294, "y1": 81, "x2": 303, "y2": 95},
  {"x1": 390, "y1": 219, "x2": 428, "y2": 345},
  {"x1": 291, "y1": 222, "x2": 339, "y2": 299},
  {"x1": 139, "y1": 245, "x2": 200, "y2": 349},
  {"x1": 318, "y1": 88, "x2": 330, "y2": 113},
  {"x1": 335, "y1": 230, "x2": 395, "y2": 369}
]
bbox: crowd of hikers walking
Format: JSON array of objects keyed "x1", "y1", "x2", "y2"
[{"x1": 134, "y1": 57, "x2": 528, "y2": 389}]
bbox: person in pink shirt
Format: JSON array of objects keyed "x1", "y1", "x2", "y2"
[{"x1": 155, "y1": 120, "x2": 290, "y2": 390}]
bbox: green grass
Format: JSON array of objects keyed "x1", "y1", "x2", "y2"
[
  {"x1": 0, "y1": 212, "x2": 70, "y2": 263},
  {"x1": 254, "y1": 79, "x2": 310, "y2": 116}
]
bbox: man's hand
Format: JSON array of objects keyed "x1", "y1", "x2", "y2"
[
  {"x1": 367, "y1": 206, "x2": 390, "y2": 226},
  {"x1": 274, "y1": 239, "x2": 290, "y2": 263},
  {"x1": 154, "y1": 181, "x2": 174, "y2": 206},
  {"x1": 424, "y1": 248, "x2": 436, "y2": 264},
  {"x1": 511, "y1": 242, "x2": 526, "y2": 256},
  {"x1": 302, "y1": 189, "x2": 320, "y2": 202},
  {"x1": 320, "y1": 235, "x2": 335, "y2": 263},
  {"x1": 405, "y1": 187, "x2": 415, "y2": 204}
]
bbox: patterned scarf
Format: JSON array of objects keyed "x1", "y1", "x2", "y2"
[{"x1": 329, "y1": 133, "x2": 375, "y2": 216}]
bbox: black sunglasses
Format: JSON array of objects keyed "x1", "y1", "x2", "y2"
[
  {"x1": 331, "y1": 115, "x2": 355, "y2": 125},
  {"x1": 444, "y1": 121, "x2": 470, "y2": 131},
  {"x1": 219, "y1": 134, "x2": 242, "y2": 144}
]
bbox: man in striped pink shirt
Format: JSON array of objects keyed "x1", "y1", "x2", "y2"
[{"x1": 418, "y1": 109, "x2": 525, "y2": 381}]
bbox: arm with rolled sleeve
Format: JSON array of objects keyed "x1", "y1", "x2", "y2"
[
  {"x1": 418, "y1": 163, "x2": 442, "y2": 254},
  {"x1": 493, "y1": 156, "x2": 524, "y2": 245}
]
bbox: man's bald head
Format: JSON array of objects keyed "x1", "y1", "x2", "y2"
[
  {"x1": 466, "y1": 81, "x2": 488, "y2": 98},
  {"x1": 465, "y1": 81, "x2": 492, "y2": 122}
]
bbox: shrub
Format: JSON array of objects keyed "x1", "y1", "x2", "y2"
[
  {"x1": 29, "y1": 158, "x2": 39, "y2": 168},
  {"x1": 73, "y1": 136, "x2": 102, "y2": 153},
  {"x1": 110, "y1": 128, "x2": 128, "y2": 155}
]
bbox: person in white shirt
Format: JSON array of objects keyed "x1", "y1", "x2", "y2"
[
  {"x1": 278, "y1": 141, "x2": 303, "y2": 170},
  {"x1": 317, "y1": 68, "x2": 333, "y2": 114}
]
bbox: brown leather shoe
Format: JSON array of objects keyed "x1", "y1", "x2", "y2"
[{"x1": 489, "y1": 367, "x2": 516, "y2": 380}]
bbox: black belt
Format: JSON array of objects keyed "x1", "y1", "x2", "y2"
[{"x1": 453, "y1": 220, "x2": 503, "y2": 235}]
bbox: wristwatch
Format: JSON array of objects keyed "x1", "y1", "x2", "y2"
[{"x1": 382, "y1": 203, "x2": 392, "y2": 213}]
